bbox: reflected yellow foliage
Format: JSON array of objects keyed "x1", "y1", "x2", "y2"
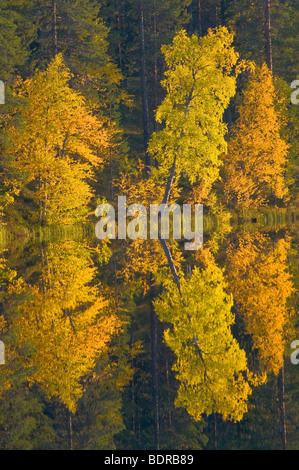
[
  {"x1": 120, "y1": 238, "x2": 184, "y2": 294},
  {"x1": 7, "y1": 240, "x2": 120, "y2": 413},
  {"x1": 154, "y1": 254, "x2": 256, "y2": 423},
  {"x1": 225, "y1": 232, "x2": 295, "y2": 375}
]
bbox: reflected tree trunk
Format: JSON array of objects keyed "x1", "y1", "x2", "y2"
[
  {"x1": 150, "y1": 273, "x2": 160, "y2": 450},
  {"x1": 68, "y1": 410, "x2": 73, "y2": 450},
  {"x1": 214, "y1": 412, "x2": 218, "y2": 449},
  {"x1": 278, "y1": 362, "x2": 287, "y2": 450}
]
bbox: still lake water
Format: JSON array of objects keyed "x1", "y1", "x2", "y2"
[{"x1": 0, "y1": 213, "x2": 298, "y2": 450}]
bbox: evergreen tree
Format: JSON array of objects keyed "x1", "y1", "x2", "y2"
[{"x1": 0, "y1": 0, "x2": 35, "y2": 82}]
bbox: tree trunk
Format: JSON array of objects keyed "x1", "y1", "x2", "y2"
[
  {"x1": 68, "y1": 410, "x2": 73, "y2": 450},
  {"x1": 278, "y1": 362, "x2": 287, "y2": 450},
  {"x1": 144, "y1": 2, "x2": 160, "y2": 438},
  {"x1": 197, "y1": 0, "x2": 203, "y2": 36},
  {"x1": 52, "y1": 0, "x2": 58, "y2": 58},
  {"x1": 138, "y1": 0, "x2": 151, "y2": 173},
  {"x1": 153, "y1": 2, "x2": 159, "y2": 134},
  {"x1": 220, "y1": 0, "x2": 226, "y2": 26},
  {"x1": 191, "y1": 0, "x2": 203, "y2": 36},
  {"x1": 150, "y1": 273, "x2": 160, "y2": 450},
  {"x1": 131, "y1": 334, "x2": 136, "y2": 436},
  {"x1": 265, "y1": 0, "x2": 273, "y2": 71},
  {"x1": 165, "y1": 354, "x2": 172, "y2": 431},
  {"x1": 214, "y1": 413, "x2": 218, "y2": 449},
  {"x1": 116, "y1": 0, "x2": 123, "y2": 75}
]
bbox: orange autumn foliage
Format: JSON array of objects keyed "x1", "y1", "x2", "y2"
[
  {"x1": 225, "y1": 232, "x2": 295, "y2": 375},
  {"x1": 223, "y1": 64, "x2": 289, "y2": 210}
]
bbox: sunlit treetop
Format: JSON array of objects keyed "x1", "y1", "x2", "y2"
[{"x1": 148, "y1": 27, "x2": 244, "y2": 186}]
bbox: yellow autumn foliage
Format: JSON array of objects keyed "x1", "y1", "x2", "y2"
[
  {"x1": 148, "y1": 27, "x2": 240, "y2": 199},
  {"x1": 5, "y1": 54, "x2": 111, "y2": 224}
]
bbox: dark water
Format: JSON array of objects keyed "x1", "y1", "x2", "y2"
[{"x1": 0, "y1": 215, "x2": 298, "y2": 450}]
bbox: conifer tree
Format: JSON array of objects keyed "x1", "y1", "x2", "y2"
[{"x1": 0, "y1": 0, "x2": 35, "y2": 82}]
